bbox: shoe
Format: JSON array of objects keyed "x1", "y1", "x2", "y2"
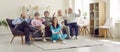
[
  {"x1": 42, "y1": 39, "x2": 47, "y2": 42},
  {"x1": 66, "y1": 36, "x2": 71, "y2": 39},
  {"x1": 25, "y1": 41, "x2": 31, "y2": 45},
  {"x1": 61, "y1": 41, "x2": 66, "y2": 44},
  {"x1": 75, "y1": 36, "x2": 80, "y2": 39},
  {"x1": 71, "y1": 36, "x2": 75, "y2": 39},
  {"x1": 53, "y1": 40, "x2": 56, "y2": 43},
  {"x1": 68, "y1": 36, "x2": 71, "y2": 39}
]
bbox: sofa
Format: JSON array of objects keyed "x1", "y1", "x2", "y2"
[{"x1": 6, "y1": 19, "x2": 52, "y2": 39}]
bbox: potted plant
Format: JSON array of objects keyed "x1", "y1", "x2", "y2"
[
  {"x1": 83, "y1": 12, "x2": 87, "y2": 19},
  {"x1": 0, "y1": 20, "x2": 8, "y2": 28}
]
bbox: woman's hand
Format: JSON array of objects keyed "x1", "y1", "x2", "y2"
[
  {"x1": 35, "y1": 26, "x2": 41, "y2": 29},
  {"x1": 56, "y1": 32, "x2": 60, "y2": 34}
]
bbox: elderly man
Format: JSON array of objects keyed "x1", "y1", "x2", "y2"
[
  {"x1": 12, "y1": 13, "x2": 31, "y2": 45},
  {"x1": 54, "y1": 10, "x2": 71, "y2": 39},
  {"x1": 65, "y1": 8, "x2": 81, "y2": 39},
  {"x1": 42, "y1": 11, "x2": 53, "y2": 36},
  {"x1": 42, "y1": 11, "x2": 52, "y2": 27}
]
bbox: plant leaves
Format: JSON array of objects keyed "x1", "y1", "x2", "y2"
[
  {"x1": 0, "y1": 20, "x2": 8, "y2": 28},
  {"x1": 0, "y1": 21, "x2": 1, "y2": 26}
]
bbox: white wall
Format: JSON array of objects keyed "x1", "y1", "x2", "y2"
[
  {"x1": 75, "y1": 0, "x2": 83, "y2": 13},
  {"x1": 0, "y1": 0, "x2": 66, "y2": 19},
  {"x1": 0, "y1": 0, "x2": 66, "y2": 34},
  {"x1": 65, "y1": 0, "x2": 76, "y2": 11}
]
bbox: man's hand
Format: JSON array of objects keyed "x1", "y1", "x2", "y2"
[
  {"x1": 29, "y1": 15, "x2": 32, "y2": 18},
  {"x1": 61, "y1": 21, "x2": 64, "y2": 25},
  {"x1": 16, "y1": 23, "x2": 21, "y2": 25}
]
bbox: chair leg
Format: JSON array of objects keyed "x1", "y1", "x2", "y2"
[
  {"x1": 82, "y1": 27, "x2": 85, "y2": 35},
  {"x1": 21, "y1": 36, "x2": 24, "y2": 45},
  {"x1": 79, "y1": 27, "x2": 81, "y2": 35},
  {"x1": 86, "y1": 27, "x2": 90, "y2": 34},
  {"x1": 84, "y1": 28, "x2": 86, "y2": 35},
  {"x1": 10, "y1": 36, "x2": 15, "y2": 43},
  {"x1": 80, "y1": 27, "x2": 83, "y2": 35},
  {"x1": 80, "y1": 27, "x2": 84, "y2": 35},
  {"x1": 84, "y1": 27, "x2": 87, "y2": 35},
  {"x1": 81, "y1": 27, "x2": 84, "y2": 34},
  {"x1": 108, "y1": 29, "x2": 113, "y2": 39},
  {"x1": 30, "y1": 35, "x2": 34, "y2": 42},
  {"x1": 104, "y1": 29, "x2": 107, "y2": 38},
  {"x1": 32, "y1": 38, "x2": 35, "y2": 41},
  {"x1": 85, "y1": 26, "x2": 89, "y2": 34}
]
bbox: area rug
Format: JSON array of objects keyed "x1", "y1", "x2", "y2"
[{"x1": 32, "y1": 39, "x2": 103, "y2": 50}]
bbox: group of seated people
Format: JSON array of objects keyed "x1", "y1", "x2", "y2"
[{"x1": 12, "y1": 8, "x2": 81, "y2": 45}]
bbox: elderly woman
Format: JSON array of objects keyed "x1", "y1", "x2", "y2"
[{"x1": 31, "y1": 12, "x2": 47, "y2": 41}]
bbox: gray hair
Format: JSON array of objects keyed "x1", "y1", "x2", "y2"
[{"x1": 34, "y1": 12, "x2": 40, "y2": 16}]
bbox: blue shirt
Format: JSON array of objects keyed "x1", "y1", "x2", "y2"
[
  {"x1": 12, "y1": 17, "x2": 31, "y2": 25},
  {"x1": 50, "y1": 24, "x2": 61, "y2": 34}
]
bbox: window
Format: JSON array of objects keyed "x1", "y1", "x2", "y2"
[
  {"x1": 75, "y1": 0, "x2": 90, "y2": 19},
  {"x1": 110, "y1": 0, "x2": 120, "y2": 21}
]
